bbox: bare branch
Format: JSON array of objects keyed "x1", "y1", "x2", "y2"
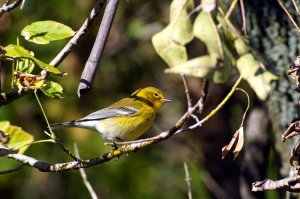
[
  {"x1": 3, "y1": 75, "x2": 242, "y2": 172},
  {"x1": 77, "y1": 0, "x2": 119, "y2": 97},
  {"x1": 239, "y1": 0, "x2": 247, "y2": 35},
  {"x1": 181, "y1": 74, "x2": 192, "y2": 109},
  {"x1": 74, "y1": 143, "x2": 99, "y2": 199},
  {"x1": 225, "y1": 0, "x2": 239, "y2": 19},
  {"x1": 0, "y1": 89, "x2": 28, "y2": 107},
  {"x1": 50, "y1": 0, "x2": 107, "y2": 67},
  {"x1": 292, "y1": 0, "x2": 300, "y2": 16},
  {"x1": 0, "y1": 0, "x2": 22, "y2": 17},
  {"x1": 277, "y1": 0, "x2": 300, "y2": 32},
  {"x1": 187, "y1": 76, "x2": 242, "y2": 130},
  {"x1": 198, "y1": 79, "x2": 208, "y2": 114},
  {"x1": 252, "y1": 176, "x2": 300, "y2": 192},
  {"x1": 183, "y1": 162, "x2": 192, "y2": 199},
  {"x1": 0, "y1": 163, "x2": 25, "y2": 174},
  {"x1": 202, "y1": 170, "x2": 231, "y2": 199}
]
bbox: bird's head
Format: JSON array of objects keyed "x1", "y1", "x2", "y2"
[{"x1": 130, "y1": 87, "x2": 171, "y2": 111}]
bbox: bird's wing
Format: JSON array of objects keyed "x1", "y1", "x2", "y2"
[{"x1": 77, "y1": 106, "x2": 139, "y2": 122}]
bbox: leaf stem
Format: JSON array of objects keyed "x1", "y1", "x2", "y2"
[{"x1": 34, "y1": 89, "x2": 55, "y2": 138}]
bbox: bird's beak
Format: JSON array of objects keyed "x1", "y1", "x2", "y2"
[{"x1": 163, "y1": 98, "x2": 172, "y2": 103}]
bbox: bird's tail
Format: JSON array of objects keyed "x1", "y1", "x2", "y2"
[{"x1": 50, "y1": 121, "x2": 77, "y2": 130}]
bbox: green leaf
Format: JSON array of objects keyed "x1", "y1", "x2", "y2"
[
  {"x1": 236, "y1": 53, "x2": 278, "y2": 100},
  {"x1": 152, "y1": 0, "x2": 194, "y2": 67},
  {"x1": 0, "y1": 121, "x2": 34, "y2": 154},
  {"x1": 165, "y1": 55, "x2": 216, "y2": 77},
  {"x1": 16, "y1": 59, "x2": 35, "y2": 73},
  {"x1": 234, "y1": 37, "x2": 249, "y2": 56},
  {"x1": 4, "y1": 44, "x2": 63, "y2": 75},
  {"x1": 217, "y1": 14, "x2": 248, "y2": 56},
  {"x1": 21, "y1": 20, "x2": 75, "y2": 44},
  {"x1": 194, "y1": 11, "x2": 223, "y2": 61},
  {"x1": 41, "y1": 80, "x2": 64, "y2": 99}
]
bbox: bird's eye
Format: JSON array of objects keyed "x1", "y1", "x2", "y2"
[{"x1": 154, "y1": 92, "x2": 159, "y2": 97}]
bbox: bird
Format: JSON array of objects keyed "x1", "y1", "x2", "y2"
[{"x1": 50, "y1": 87, "x2": 170, "y2": 142}]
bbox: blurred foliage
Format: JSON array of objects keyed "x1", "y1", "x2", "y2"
[
  {"x1": 0, "y1": 0, "x2": 298, "y2": 198},
  {"x1": 153, "y1": 0, "x2": 277, "y2": 101},
  {"x1": 0, "y1": 0, "x2": 204, "y2": 199},
  {"x1": 0, "y1": 121, "x2": 33, "y2": 154}
]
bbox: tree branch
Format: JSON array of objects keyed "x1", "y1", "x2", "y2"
[
  {"x1": 50, "y1": 0, "x2": 106, "y2": 67},
  {"x1": 3, "y1": 75, "x2": 243, "y2": 172},
  {"x1": 252, "y1": 176, "x2": 300, "y2": 192},
  {"x1": 77, "y1": 0, "x2": 119, "y2": 97},
  {"x1": 0, "y1": 0, "x2": 22, "y2": 17},
  {"x1": 183, "y1": 162, "x2": 192, "y2": 199},
  {"x1": 0, "y1": 89, "x2": 28, "y2": 107},
  {"x1": 74, "y1": 143, "x2": 99, "y2": 199}
]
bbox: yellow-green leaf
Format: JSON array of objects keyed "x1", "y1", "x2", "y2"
[
  {"x1": 41, "y1": 80, "x2": 64, "y2": 99},
  {"x1": 152, "y1": 0, "x2": 194, "y2": 67},
  {"x1": 21, "y1": 20, "x2": 75, "y2": 44},
  {"x1": 165, "y1": 55, "x2": 216, "y2": 77},
  {"x1": 194, "y1": 11, "x2": 223, "y2": 60},
  {"x1": 0, "y1": 121, "x2": 34, "y2": 154},
  {"x1": 237, "y1": 53, "x2": 278, "y2": 100},
  {"x1": 4, "y1": 44, "x2": 63, "y2": 75},
  {"x1": 234, "y1": 37, "x2": 249, "y2": 56}
]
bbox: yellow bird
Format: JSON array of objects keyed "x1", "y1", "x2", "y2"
[{"x1": 50, "y1": 87, "x2": 170, "y2": 142}]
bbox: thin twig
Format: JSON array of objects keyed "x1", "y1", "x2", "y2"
[
  {"x1": 202, "y1": 170, "x2": 231, "y2": 199},
  {"x1": 4, "y1": 75, "x2": 242, "y2": 172},
  {"x1": 225, "y1": 0, "x2": 239, "y2": 19},
  {"x1": 188, "y1": 75, "x2": 243, "y2": 130},
  {"x1": 0, "y1": 0, "x2": 22, "y2": 17},
  {"x1": 74, "y1": 143, "x2": 99, "y2": 199},
  {"x1": 180, "y1": 74, "x2": 200, "y2": 123},
  {"x1": 292, "y1": 0, "x2": 300, "y2": 16},
  {"x1": 77, "y1": 0, "x2": 119, "y2": 97},
  {"x1": 183, "y1": 162, "x2": 192, "y2": 199},
  {"x1": 0, "y1": 163, "x2": 25, "y2": 174},
  {"x1": 187, "y1": 4, "x2": 201, "y2": 18},
  {"x1": 0, "y1": 89, "x2": 28, "y2": 107},
  {"x1": 50, "y1": 0, "x2": 106, "y2": 67},
  {"x1": 235, "y1": 88, "x2": 250, "y2": 127},
  {"x1": 239, "y1": 0, "x2": 247, "y2": 35},
  {"x1": 277, "y1": 0, "x2": 300, "y2": 32},
  {"x1": 181, "y1": 74, "x2": 192, "y2": 109},
  {"x1": 35, "y1": 90, "x2": 86, "y2": 163},
  {"x1": 198, "y1": 79, "x2": 208, "y2": 114}
]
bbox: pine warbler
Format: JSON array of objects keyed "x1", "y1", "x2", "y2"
[{"x1": 50, "y1": 87, "x2": 170, "y2": 142}]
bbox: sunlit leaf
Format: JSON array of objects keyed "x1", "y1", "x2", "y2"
[
  {"x1": 0, "y1": 130, "x2": 9, "y2": 144},
  {"x1": 21, "y1": 20, "x2": 75, "y2": 44},
  {"x1": 236, "y1": 53, "x2": 278, "y2": 100},
  {"x1": 194, "y1": 11, "x2": 223, "y2": 61},
  {"x1": 4, "y1": 44, "x2": 64, "y2": 75},
  {"x1": 234, "y1": 37, "x2": 249, "y2": 56},
  {"x1": 0, "y1": 121, "x2": 34, "y2": 154},
  {"x1": 16, "y1": 58, "x2": 35, "y2": 74},
  {"x1": 152, "y1": 0, "x2": 194, "y2": 67},
  {"x1": 41, "y1": 80, "x2": 64, "y2": 99},
  {"x1": 201, "y1": 0, "x2": 216, "y2": 12},
  {"x1": 165, "y1": 55, "x2": 216, "y2": 77}
]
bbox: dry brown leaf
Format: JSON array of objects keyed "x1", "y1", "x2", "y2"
[
  {"x1": 233, "y1": 127, "x2": 244, "y2": 159},
  {"x1": 14, "y1": 70, "x2": 46, "y2": 90},
  {"x1": 282, "y1": 120, "x2": 300, "y2": 142},
  {"x1": 222, "y1": 127, "x2": 244, "y2": 159}
]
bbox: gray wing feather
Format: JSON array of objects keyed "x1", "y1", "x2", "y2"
[{"x1": 77, "y1": 106, "x2": 138, "y2": 121}]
